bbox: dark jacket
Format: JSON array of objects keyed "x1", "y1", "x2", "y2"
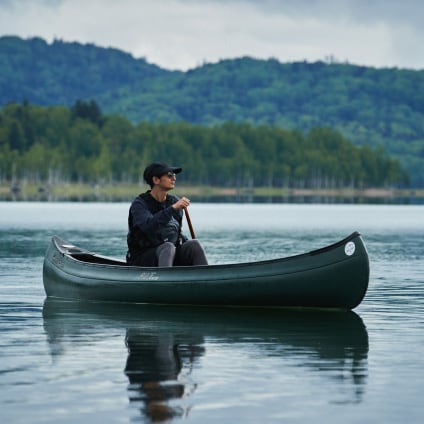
[{"x1": 126, "y1": 191, "x2": 187, "y2": 265}]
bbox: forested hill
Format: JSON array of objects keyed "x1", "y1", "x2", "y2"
[
  {"x1": 1, "y1": 36, "x2": 424, "y2": 186},
  {"x1": 0, "y1": 36, "x2": 167, "y2": 105}
]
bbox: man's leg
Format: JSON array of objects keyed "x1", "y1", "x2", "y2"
[
  {"x1": 175, "y1": 240, "x2": 208, "y2": 266},
  {"x1": 156, "y1": 242, "x2": 176, "y2": 267}
]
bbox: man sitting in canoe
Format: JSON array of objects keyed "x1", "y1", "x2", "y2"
[{"x1": 126, "y1": 162, "x2": 208, "y2": 267}]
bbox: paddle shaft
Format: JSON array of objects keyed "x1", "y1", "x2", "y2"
[{"x1": 183, "y1": 207, "x2": 196, "y2": 239}]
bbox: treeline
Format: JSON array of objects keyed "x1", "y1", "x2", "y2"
[{"x1": 0, "y1": 101, "x2": 407, "y2": 189}]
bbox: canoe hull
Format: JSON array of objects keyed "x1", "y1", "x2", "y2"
[{"x1": 43, "y1": 232, "x2": 369, "y2": 309}]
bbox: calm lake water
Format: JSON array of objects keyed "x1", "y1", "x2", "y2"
[{"x1": 1, "y1": 202, "x2": 423, "y2": 423}]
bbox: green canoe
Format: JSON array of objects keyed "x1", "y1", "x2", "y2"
[{"x1": 42, "y1": 232, "x2": 369, "y2": 309}]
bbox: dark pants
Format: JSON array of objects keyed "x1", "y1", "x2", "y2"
[{"x1": 156, "y1": 240, "x2": 208, "y2": 267}]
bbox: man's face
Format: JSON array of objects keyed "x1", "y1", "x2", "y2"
[{"x1": 154, "y1": 172, "x2": 177, "y2": 190}]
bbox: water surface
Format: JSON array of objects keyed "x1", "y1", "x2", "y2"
[{"x1": 1, "y1": 202, "x2": 423, "y2": 423}]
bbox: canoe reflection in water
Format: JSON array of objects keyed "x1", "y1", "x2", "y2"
[
  {"x1": 124, "y1": 330, "x2": 205, "y2": 421},
  {"x1": 42, "y1": 300, "x2": 369, "y2": 421}
]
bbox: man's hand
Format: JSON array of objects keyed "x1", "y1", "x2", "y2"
[{"x1": 172, "y1": 196, "x2": 190, "y2": 210}]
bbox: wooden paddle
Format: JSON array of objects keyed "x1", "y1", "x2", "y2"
[{"x1": 183, "y1": 207, "x2": 196, "y2": 239}]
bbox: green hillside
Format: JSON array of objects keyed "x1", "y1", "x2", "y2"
[
  {"x1": 0, "y1": 35, "x2": 166, "y2": 105},
  {"x1": 1, "y1": 36, "x2": 423, "y2": 186}
]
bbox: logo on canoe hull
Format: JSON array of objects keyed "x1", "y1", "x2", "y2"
[
  {"x1": 344, "y1": 241, "x2": 356, "y2": 256},
  {"x1": 139, "y1": 272, "x2": 159, "y2": 281}
]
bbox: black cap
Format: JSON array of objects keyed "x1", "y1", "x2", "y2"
[{"x1": 143, "y1": 162, "x2": 182, "y2": 186}]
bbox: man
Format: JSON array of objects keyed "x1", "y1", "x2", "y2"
[{"x1": 126, "y1": 162, "x2": 208, "y2": 267}]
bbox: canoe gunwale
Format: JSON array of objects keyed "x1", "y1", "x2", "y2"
[{"x1": 51, "y1": 230, "x2": 362, "y2": 271}]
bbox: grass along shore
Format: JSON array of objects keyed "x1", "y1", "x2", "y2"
[{"x1": 1, "y1": 181, "x2": 423, "y2": 202}]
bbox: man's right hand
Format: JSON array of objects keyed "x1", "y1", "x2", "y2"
[{"x1": 172, "y1": 196, "x2": 191, "y2": 210}]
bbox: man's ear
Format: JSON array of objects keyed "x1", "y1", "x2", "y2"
[{"x1": 152, "y1": 176, "x2": 160, "y2": 185}]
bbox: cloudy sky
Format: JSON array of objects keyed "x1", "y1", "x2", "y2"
[{"x1": 1, "y1": 0, "x2": 423, "y2": 71}]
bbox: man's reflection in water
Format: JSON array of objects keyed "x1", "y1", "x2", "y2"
[{"x1": 124, "y1": 329, "x2": 205, "y2": 422}]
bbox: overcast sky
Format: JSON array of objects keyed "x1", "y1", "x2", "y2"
[{"x1": 1, "y1": 0, "x2": 423, "y2": 71}]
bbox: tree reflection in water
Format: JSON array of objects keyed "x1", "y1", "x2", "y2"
[{"x1": 124, "y1": 330, "x2": 205, "y2": 422}]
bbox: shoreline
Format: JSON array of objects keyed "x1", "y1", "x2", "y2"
[{"x1": 1, "y1": 182, "x2": 423, "y2": 203}]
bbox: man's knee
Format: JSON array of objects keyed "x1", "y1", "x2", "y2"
[
  {"x1": 156, "y1": 242, "x2": 176, "y2": 267},
  {"x1": 180, "y1": 240, "x2": 208, "y2": 265},
  {"x1": 184, "y1": 239, "x2": 201, "y2": 250}
]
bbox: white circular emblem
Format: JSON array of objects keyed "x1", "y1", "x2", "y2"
[{"x1": 344, "y1": 241, "x2": 355, "y2": 256}]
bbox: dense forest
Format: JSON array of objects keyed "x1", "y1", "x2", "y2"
[
  {"x1": 0, "y1": 101, "x2": 406, "y2": 189},
  {"x1": 1, "y1": 36, "x2": 423, "y2": 186}
]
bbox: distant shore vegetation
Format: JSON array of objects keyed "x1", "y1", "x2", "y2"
[
  {"x1": 0, "y1": 101, "x2": 408, "y2": 200},
  {"x1": 1, "y1": 180, "x2": 422, "y2": 203}
]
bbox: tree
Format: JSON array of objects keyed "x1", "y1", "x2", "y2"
[{"x1": 71, "y1": 99, "x2": 104, "y2": 127}]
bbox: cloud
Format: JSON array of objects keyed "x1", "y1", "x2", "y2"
[{"x1": 0, "y1": 0, "x2": 423, "y2": 70}]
